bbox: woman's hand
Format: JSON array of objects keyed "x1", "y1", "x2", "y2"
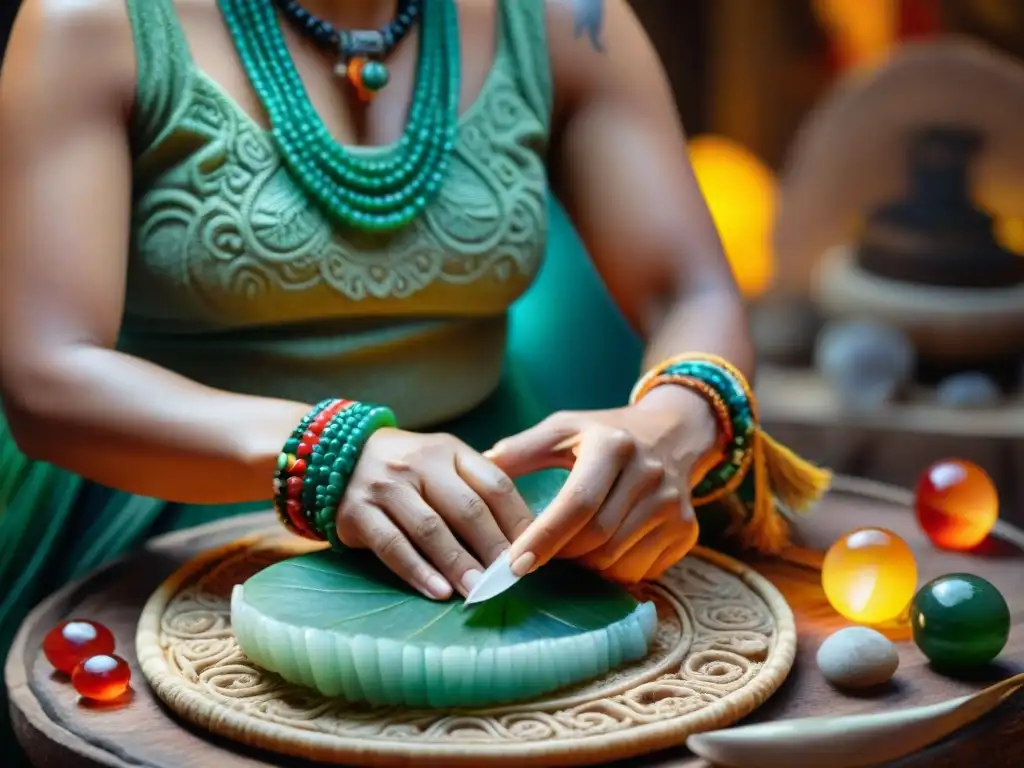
[
  {"x1": 334, "y1": 429, "x2": 535, "y2": 601},
  {"x1": 485, "y1": 387, "x2": 718, "y2": 583}
]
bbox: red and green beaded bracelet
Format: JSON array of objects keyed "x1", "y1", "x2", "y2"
[
  {"x1": 272, "y1": 399, "x2": 397, "y2": 546},
  {"x1": 309, "y1": 403, "x2": 397, "y2": 547},
  {"x1": 273, "y1": 398, "x2": 352, "y2": 540}
]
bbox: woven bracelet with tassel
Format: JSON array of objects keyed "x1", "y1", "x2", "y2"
[{"x1": 630, "y1": 353, "x2": 833, "y2": 554}]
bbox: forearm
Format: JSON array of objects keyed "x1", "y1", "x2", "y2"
[
  {"x1": 4, "y1": 345, "x2": 311, "y2": 504},
  {"x1": 641, "y1": 286, "x2": 754, "y2": 380},
  {"x1": 633, "y1": 286, "x2": 753, "y2": 462}
]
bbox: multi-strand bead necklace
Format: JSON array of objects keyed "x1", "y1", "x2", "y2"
[{"x1": 218, "y1": 0, "x2": 460, "y2": 233}]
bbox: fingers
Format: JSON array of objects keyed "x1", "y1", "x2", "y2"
[
  {"x1": 484, "y1": 413, "x2": 579, "y2": 477},
  {"x1": 644, "y1": 522, "x2": 699, "y2": 580},
  {"x1": 596, "y1": 524, "x2": 671, "y2": 583},
  {"x1": 581, "y1": 498, "x2": 699, "y2": 583},
  {"x1": 507, "y1": 430, "x2": 632, "y2": 575},
  {"x1": 374, "y1": 484, "x2": 486, "y2": 598},
  {"x1": 560, "y1": 457, "x2": 664, "y2": 559},
  {"x1": 422, "y1": 471, "x2": 512, "y2": 571},
  {"x1": 581, "y1": 492, "x2": 669, "y2": 570},
  {"x1": 455, "y1": 451, "x2": 535, "y2": 542},
  {"x1": 336, "y1": 503, "x2": 453, "y2": 601}
]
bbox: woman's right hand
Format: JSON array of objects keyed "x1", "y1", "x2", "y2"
[{"x1": 334, "y1": 428, "x2": 535, "y2": 600}]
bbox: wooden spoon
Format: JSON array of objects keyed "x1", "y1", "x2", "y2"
[{"x1": 686, "y1": 672, "x2": 1024, "y2": 768}]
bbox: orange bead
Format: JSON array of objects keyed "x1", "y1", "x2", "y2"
[
  {"x1": 822, "y1": 527, "x2": 918, "y2": 624},
  {"x1": 72, "y1": 654, "x2": 132, "y2": 702},
  {"x1": 42, "y1": 620, "x2": 116, "y2": 675},
  {"x1": 346, "y1": 57, "x2": 374, "y2": 101},
  {"x1": 915, "y1": 459, "x2": 998, "y2": 551}
]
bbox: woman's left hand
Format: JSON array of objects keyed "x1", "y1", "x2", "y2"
[{"x1": 484, "y1": 386, "x2": 719, "y2": 583}]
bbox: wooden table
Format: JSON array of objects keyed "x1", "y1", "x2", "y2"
[{"x1": 7, "y1": 478, "x2": 1024, "y2": 768}]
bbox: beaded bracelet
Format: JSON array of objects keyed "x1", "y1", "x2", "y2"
[
  {"x1": 643, "y1": 373, "x2": 740, "y2": 504},
  {"x1": 273, "y1": 399, "x2": 396, "y2": 545},
  {"x1": 308, "y1": 403, "x2": 397, "y2": 546},
  {"x1": 273, "y1": 399, "x2": 353, "y2": 541},
  {"x1": 630, "y1": 353, "x2": 832, "y2": 554},
  {"x1": 632, "y1": 360, "x2": 758, "y2": 503}
]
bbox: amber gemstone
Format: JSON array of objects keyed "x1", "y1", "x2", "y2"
[
  {"x1": 822, "y1": 527, "x2": 918, "y2": 624},
  {"x1": 915, "y1": 459, "x2": 998, "y2": 551}
]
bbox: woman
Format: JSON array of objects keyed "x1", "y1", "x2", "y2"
[{"x1": 0, "y1": 0, "x2": 823, "y2": 756}]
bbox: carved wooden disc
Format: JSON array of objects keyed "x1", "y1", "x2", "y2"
[{"x1": 136, "y1": 532, "x2": 795, "y2": 767}]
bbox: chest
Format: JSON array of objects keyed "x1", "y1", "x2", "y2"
[{"x1": 125, "y1": 2, "x2": 551, "y2": 330}]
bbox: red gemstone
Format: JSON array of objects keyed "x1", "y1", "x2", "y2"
[
  {"x1": 286, "y1": 476, "x2": 304, "y2": 497},
  {"x1": 72, "y1": 654, "x2": 131, "y2": 702},
  {"x1": 296, "y1": 442, "x2": 312, "y2": 458},
  {"x1": 915, "y1": 459, "x2": 999, "y2": 550},
  {"x1": 302, "y1": 430, "x2": 317, "y2": 442},
  {"x1": 289, "y1": 459, "x2": 307, "y2": 476},
  {"x1": 42, "y1": 620, "x2": 116, "y2": 675},
  {"x1": 285, "y1": 499, "x2": 320, "y2": 540}
]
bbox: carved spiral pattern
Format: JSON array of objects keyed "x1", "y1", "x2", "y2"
[
  {"x1": 138, "y1": 531, "x2": 795, "y2": 764},
  {"x1": 127, "y1": 65, "x2": 548, "y2": 327}
]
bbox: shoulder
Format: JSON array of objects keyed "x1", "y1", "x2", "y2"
[
  {"x1": 541, "y1": 0, "x2": 656, "y2": 111},
  {"x1": 1, "y1": 0, "x2": 136, "y2": 124}
]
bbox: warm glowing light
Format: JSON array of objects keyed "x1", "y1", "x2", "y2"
[
  {"x1": 814, "y1": 0, "x2": 898, "y2": 70},
  {"x1": 822, "y1": 527, "x2": 918, "y2": 624},
  {"x1": 689, "y1": 136, "x2": 776, "y2": 299},
  {"x1": 995, "y1": 217, "x2": 1024, "y2": 256}
]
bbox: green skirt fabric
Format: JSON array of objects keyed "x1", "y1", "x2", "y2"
[{"x1": 0, "y1": 199, "x2": 644, "y2": 761}]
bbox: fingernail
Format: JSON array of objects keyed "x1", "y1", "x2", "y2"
[
  {"x1": 426, "y1": 574, "x2": 451, "y2": 600},
  {"x1": 482, "y1": 449, "x2": 497, "y2": 460},
  {"x1": 510, "y1": 552, "x2": 536, "y2": 577},
  {"x1": 461, "y1": 569, "x2": 482, "y2": 593}
]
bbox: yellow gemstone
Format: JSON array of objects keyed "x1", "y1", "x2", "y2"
[{"x1": 822, "y1": 527, "x2": 918, "y2": 624}]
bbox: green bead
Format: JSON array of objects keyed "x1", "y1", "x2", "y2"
[
  {"x1": 910, "y1": 574, "x2": 1010, "y2": 669},
  {"x1": 361, "y1": 60, "x2": 390, "y2": 91},
  {"x1": 217, "y1": 0, "x2": 459, "y2": 233}
]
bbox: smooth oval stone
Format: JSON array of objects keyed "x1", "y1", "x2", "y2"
[
  {"x1": 814, "y1": 320, "x2": 916, "y2": 410},
  {"x1": 911, "y1": 573, "x2": 1010, "y2": 669},
  {"x1": 816, "y1": 627, "x2": 899, "y2": 689},
  {"x1": 935, "y1": 372, "x2": 1002, "y2": 408}
]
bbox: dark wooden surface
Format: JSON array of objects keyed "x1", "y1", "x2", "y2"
[{"x1": 6, "y1": 479, "x2": 1024, "y2": 768}]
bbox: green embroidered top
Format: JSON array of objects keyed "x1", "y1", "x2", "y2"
[{"x1": 120, "y1": 0, "x2": 552, "y2": 427}]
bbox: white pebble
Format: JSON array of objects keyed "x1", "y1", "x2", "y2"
[{"x1": 816, "y1": 627, "x2": 899, "y2": 690}]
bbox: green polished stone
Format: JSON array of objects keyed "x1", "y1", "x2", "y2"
[
  {"x1": 361, "y1": 60, "x2": 390, "y2": 91},
  {"x1": 910, "y1": 573, "x2": 1010, "y2": 669}
]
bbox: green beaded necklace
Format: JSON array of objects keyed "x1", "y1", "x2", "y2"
[{"x1": 218, "y1": 0, "x2": 461, "y2": 233}]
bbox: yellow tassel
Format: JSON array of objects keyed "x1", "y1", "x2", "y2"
[
  {"x1": 735, "y1": 433, "x2": 789, "y2": 554},
  {"x1": 632, "y1": 351, "x2": 833, "y2": 556},
  {"x1": 759, "y1": 430, "x2": 833, "y2": 513}
]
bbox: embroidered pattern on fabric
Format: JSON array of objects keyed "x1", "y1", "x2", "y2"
[{"x1": 129, "y1": 65, "x2": 548, "y2": 322}]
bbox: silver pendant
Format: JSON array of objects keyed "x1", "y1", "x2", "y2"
[{"x1": 338, "y1": 30, "x2": 388, "y2": 58}]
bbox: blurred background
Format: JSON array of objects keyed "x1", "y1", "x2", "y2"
[
  {"x1": 1, "y1": 0, "x2": 1022, "y2": 519},
  {"x1": 637, "y1": 0, "x2": 1024, "y2": 524}
]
